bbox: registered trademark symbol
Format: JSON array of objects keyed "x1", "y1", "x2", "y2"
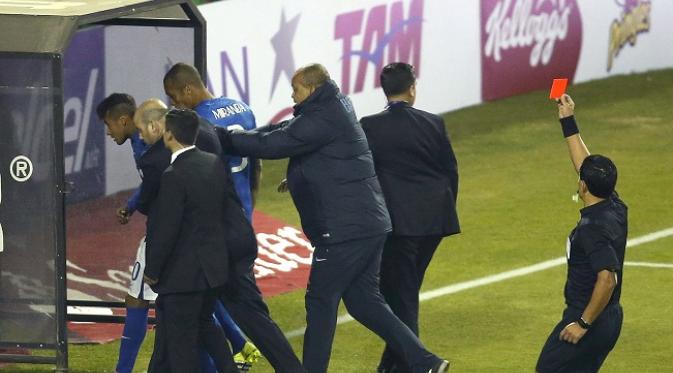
[{"x1": 10, "y1": 155, "x2": 33, "y2": 182}]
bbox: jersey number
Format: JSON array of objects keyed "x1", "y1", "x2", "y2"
[{"x1": 227, "y1": 124, "x2": 249, "y2": 173}]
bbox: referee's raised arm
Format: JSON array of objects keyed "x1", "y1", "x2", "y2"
[{"x1": 557, "y1": 94, "x2": 590, "y2": 173}]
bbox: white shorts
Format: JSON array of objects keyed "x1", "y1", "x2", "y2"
[{"x1": 127, "y1": 237, "x2": 158, "y2": 301}]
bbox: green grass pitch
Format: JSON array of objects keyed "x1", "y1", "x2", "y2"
[{"x1": 6, "y1": 68, "x2": 673, "y2": 372}]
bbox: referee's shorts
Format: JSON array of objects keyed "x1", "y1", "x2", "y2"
[{"x1": 536, "y1": 304, "x2": 623, "y2": 373}]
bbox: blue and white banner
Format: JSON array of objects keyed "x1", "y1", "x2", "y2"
[{"x1": 63, "y1": 27, "x2": 106, "y2": 203}]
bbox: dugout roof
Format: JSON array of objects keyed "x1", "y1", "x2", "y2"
[{"x1": 0, "y1": 0, "x2": 203, "y2": 59}]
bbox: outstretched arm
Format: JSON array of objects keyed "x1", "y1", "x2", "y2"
[
  {"x1": 558, "y1": 94, "x2": 590, "y2": 173},
  {"x1": 217, "y1": 116, "x2": 335, "y2": 160}
]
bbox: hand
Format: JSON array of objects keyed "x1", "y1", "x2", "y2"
[
  {"x1": 277, "y1": 178, "x2": 288, "y2": 193},
  {"x1": 215, "y1": 126, "x2": 234, "y2": 152},
  {"x1": 116, "y1": 207, "x2": 130, "y2": 225},
  {"x1": 558, "y1": 94, "x2": 575, "y2": 119},
  {"x1": 559, "y1": 322, "x2": 587, "y2": 344},
  {"x1": 143, "y1": 274, "x2": 158, "y2": 286}
]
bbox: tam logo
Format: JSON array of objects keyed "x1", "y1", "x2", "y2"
[
  {"x1": 480, "y1": 0, "x2": 583, "y2": 101},
  {"x1": 335, "y1": 0, "x2": 424, "y2": 95}
]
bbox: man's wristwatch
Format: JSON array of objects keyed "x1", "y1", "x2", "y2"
[{"x1": 577, "y1": 317, "x2": 592, "y2": 330}]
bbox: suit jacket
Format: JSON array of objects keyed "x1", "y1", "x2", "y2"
[
  {"x1": 360, "y1": 102, "x2": 460, "y2": 237},
  {"x1": 144, "y1": 148, "x2": 255, "y2": 294},
  {"x1": 136, "y1": 117, "x2": 223, "y2": 215}
]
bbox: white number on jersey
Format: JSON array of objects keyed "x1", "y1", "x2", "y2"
[{"x1": 227, "y1": 124, "x2": 249, "y2": 173}]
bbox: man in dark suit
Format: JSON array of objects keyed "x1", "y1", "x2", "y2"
[
  {"x1": 139, "y1": 100, "x2": 305, "y2": 372},
  {"x1": 134, "y1": 99, "x2": 222, "y2": 216},
  {"x1": 360, "y1": 62, "x2": 460, "y2": 373},
  {"x1": 217, "y1": 63, "x2": 449, "y2": 373},
  {"x1": 163, "y1": 63, "x2": 305, "y2": 373},
  {"x1": 143, "y1": 109, "x2": 239, "y2": 373}
]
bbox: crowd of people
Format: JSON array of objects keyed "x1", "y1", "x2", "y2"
[{"x1": 97, "y1": 61, "x2": 626, "y2": 373}]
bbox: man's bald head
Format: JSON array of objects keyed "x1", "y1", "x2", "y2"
[
  {"x1": 134, "y1": 99, "x2": 168, "y2": 128},
  {"x1": 133, "y1": 99, "x2": 168, "y2": 144}
]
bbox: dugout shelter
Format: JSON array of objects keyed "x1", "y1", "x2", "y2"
[{"x1": 0, "y1": 1, "x2": 206, "y2": 371}]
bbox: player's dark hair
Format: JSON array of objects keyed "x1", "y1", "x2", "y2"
[
  {"x1": 380, "y1": 62, "x2": 416, "y2": 97},
  {"x1": 579, "y1": 154, "x2": 617, "y2": 198},
  {"x1": 297, "y1": 63, "x2": 330, "y2": 88},
  {"x1": 165, "y1": 108, "x2": 199, "y2": 145},
  {"x1": 96, "y1": 93, "x2": 136, "y2": 120},
  {"x1": 163, "y1": 63, "x2": 205, "y2": 90}
]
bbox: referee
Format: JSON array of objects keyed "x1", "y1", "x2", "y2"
[{"x1": 536, "y1": 94, "x2": 627, "y2": 373}]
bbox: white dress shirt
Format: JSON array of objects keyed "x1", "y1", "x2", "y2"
[{"x1": 170, "y1": 145, "x2": 196, "y2": 164}]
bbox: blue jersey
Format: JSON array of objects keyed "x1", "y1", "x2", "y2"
[
  {"x1": 126, "y1": 132, "x2": 149, "y2": 214},
  {"x1": 194, "y1": 97, "x2": 257, "y2": 221}
]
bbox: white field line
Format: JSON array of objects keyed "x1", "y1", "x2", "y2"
[
  {"x1": 625, "y1": 261, "x2": 673, "y2": 268},
  {"x1": 284, "y1": 226, "x2": 673, "y2": 339}
]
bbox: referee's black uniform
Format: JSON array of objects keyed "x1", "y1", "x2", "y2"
[{"x1": 536, "y1": 192, "x2": 627, "y2": 373}]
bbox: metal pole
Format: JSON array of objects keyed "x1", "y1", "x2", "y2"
[
  {"x1": 181, "y1": 1, "x2": 207, "y2": 80},
  {"x1": 53, "y1": 53, "x2": 69, "y2": 373}
]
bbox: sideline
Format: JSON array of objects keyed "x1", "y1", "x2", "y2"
[{"x1": 284, "y1": 226, "x2": 673, "y2": 339}]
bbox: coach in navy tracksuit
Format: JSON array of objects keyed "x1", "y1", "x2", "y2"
[{"x1": 217, "y1": 63, "x2": 449, "y2": 373}]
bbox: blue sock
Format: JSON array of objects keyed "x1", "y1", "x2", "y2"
[
  {"x1": 116, "y1": 307, "x2": 148, "y2": 373},
  {"x1": 214, "y1": 301, "x2": 246, "y2": 353}
]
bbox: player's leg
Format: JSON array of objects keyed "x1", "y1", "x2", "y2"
[
  {"x1": 219, "y1": 254, "x2": 304, "y2": 373},
  {"x1": 378, "y1": 236, "x2": 424, "y2": 373},
  {"x1": 199, "y1": 289, "x2": 239, "y2": 373},
  {"x1": 415, "y1": 236, "x2": 443, "y2": 291},
  {"x1": 116, "y1": 294, "x2": 149, "y2": 373},
  {"x1": 162, "y1": 292, "x2": 202, "y2": 372},
  {"x1": 301, "y1": 241, "x2": 363, "y2": 373},
  {"x1": 213, "y1": 300, "x2": 246, "y2": 352},
  {"x1": 213, "y1": 301, "x2": 261, "y2": 369},
  {"x1": 198, "y1": 312, "x2": 221, "y2": 373},
  {"x1": 147, "y1": 295, "x2": 169, "y2": 373},
  {"x1": 116, "y1": 237, "x2": 153, "y2": 373},
  {"x1": 341, "y1": 235, "x2": 441, "y2": 373}
]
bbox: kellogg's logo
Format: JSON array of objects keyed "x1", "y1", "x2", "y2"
[
  {"x1": 607, "y1": 0, "x2": 651, "y2": 72},
  {"x1": 481, "y1": 0, "x2": 582, "y2": 101}
]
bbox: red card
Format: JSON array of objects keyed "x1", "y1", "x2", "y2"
[{"x1": 549, "y1": 78, "x2": 568, "y2": 100}]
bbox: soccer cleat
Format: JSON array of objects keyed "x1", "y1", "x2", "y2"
[
  {"x1": 241, "y1": 341, "x2": 262, "y2": 364},
  {"x1": 428, "y1": 359, "x2": 450, "y2": 373},
  {"x1": 233, "y1": 352, "x2": 251, "y2": 372},
  {"x1": 233, "y1": 341, "x2": 261, "y2": 371}
]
